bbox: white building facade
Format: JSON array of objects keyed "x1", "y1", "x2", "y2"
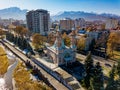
[{"x1": 47, "y1": 28, "x2": 76, "y2": 66}]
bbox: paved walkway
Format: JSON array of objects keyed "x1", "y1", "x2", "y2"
[{"x1": 76, "y1": 53, "x2": 116, "y2": 66}]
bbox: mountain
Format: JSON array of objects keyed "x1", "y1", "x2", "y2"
[
  {"x1": 51, "y1": 11, "x2": 120, "y2": 21},
  {"x1": 0, "y1": 7, "x2": 120, "y2": 21},
  {"x1": 0, "y1": 7, "x2": 28, "y2": 20}
]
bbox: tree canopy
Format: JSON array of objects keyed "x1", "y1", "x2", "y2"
[
  {"x1": 77, "y1": 37, "x2": 86, "y2": 51},
  {"x1": 107, "y1": 32, "x2": 120, "y2": 57},
  {"x1": 62, "y1": 32, "x2": 71, "y2": 47},
  {"x1": 32, "y1": 33, "x2": 46, "y2": 50},
  {"x1": 14, "y1": 26, "x2": 28, "y2": 36}
]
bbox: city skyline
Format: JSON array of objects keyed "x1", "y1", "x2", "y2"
[{"x1": 0, "y1": 0, "x2": 120, "y2": 15}]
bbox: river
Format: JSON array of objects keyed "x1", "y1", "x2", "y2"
[{"x1": 0, "y1": 46, "x2": 18, "y2": 90}]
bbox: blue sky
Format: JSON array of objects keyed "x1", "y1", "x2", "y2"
[{"x1": 0, "y1": 0, "x2": 120, "y2": 15}]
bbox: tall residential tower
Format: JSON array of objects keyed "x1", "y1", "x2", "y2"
[{"x1": 26, "y1": 9, "x2": 50, "y2": 35}]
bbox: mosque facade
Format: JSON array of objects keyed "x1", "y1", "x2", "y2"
[{"x1": 46, "y1": 27, "x2": 76, "y2": 66}]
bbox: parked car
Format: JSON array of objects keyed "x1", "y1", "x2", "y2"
[{"x1": 105, "y1": 63, "x2": 112, "y2": 67}]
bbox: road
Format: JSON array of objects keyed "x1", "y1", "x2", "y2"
[
  {"x1": 76, "y1": 53, "x2": 116, "y2": 67},
  {"x1": 1, "y1": 40, "x2": 69, "y2": 90}
]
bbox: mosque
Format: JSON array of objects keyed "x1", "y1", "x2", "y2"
[{"x1": 46, "y1": 27, "x2": 76, "y2": 66}]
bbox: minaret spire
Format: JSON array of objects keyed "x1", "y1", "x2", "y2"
[
  {"x1": 53, "y1": 25, "x2": 65, "y2": 49},
  {"x1": 71, "y1": 25, "x2": 76, "y2": 50}
]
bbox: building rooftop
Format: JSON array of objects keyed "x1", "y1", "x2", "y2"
[
  {"x1": 54, "y1": 67, "x2": 82, "y2": 90},
  {"x1": 78, "y1": 29, "x2": 86, "y2": 34}
]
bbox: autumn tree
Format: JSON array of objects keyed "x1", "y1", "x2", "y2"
[
  {"x1": 77, "y1": 37, "x2": 86, "y2": 51},
  {"x1": 0, "y1": 29, "x2": 4, "y2": 35},
  {"x1": 0, "y1": 29, "x2": 5, "y2": 39},
  {"x1": 32, "y1": 33, "x2": 46, "y2": 50},
  {"x1": 62, "y1": 32, "x2": 71, "y2": 46},
  {"x1": 47, "y1": 32, "x2": 56, "y2": 45},
  {"x1": 107, "y1": 32, "x2": 120, "y2": 57},
  {"x1": 14, "y1": 26, "x2": 28, "y2": 36}
]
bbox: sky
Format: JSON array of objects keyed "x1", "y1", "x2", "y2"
[{"x1": 0, "y1": 0, "x2": 120, "y2": 15}]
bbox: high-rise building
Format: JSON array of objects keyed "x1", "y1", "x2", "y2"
[
  {"x1": 26, "y1": 9, "x2": 50, "y2": 35},
  {"x1": 105, "y1": 18, "x2": 118, "y2": 30},
  {"x1": 60, "y1": 18, "x2": 74, "y2": 31},
  {"x1": 75, "y1": 18, "x2": 86, "y2": 28}
]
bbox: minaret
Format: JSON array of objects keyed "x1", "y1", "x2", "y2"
[
  {"x1": 71, "y1": 26, "x2": 76, "y2": 51},
  {"x1": 54, "y1": 26, "x2": 62, "y2": 47},
  {"x1": 70, "y1": 26, "x2": 76, "y2": 62},
  {"x1": 53, "y1": 26, "x2": 65, "y2": 51},
  {"x1": 53, "y1": 26, "x2": 65, "y2": 66}
]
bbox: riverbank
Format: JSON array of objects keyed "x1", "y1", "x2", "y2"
[
  {"x1": 0, "y1": 46, "x2": 9, "y2": 75},
  {"x1": 0, "y1": 44, "x2": 52, "y2": 90},
  {"x1": 0, "y1": 45, "x2": 14, "y2": 90},
  {"x1": 13, "y1": 61, "x2": 52, "y2": 90}
]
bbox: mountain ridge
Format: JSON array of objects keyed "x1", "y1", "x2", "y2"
[
  {"x1": 52, "y1": 11, "x2": 120, "y2": 21},
  {"x1": 0, "y1": 7, "x2": 28, "y2": 20},
  {"x1": 0, "y1": 7, "x2": 120, "y2": 21}
]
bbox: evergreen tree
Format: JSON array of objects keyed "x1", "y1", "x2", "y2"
[
  {"x1": 14, "y1": 36, "x2": 17, "y2": 45},
  {"x1": 84, "y1": 52, "x2": 94, "y2": 89},
  {"x1": 91, "y1": 62, "x2": 104, "y2": 90},
  {"x1": 117, "y1": 61, "x2": 120, "y2": 77},
  {"x1": 116, "y1": 61, "x2": 120, "y2": 89},
  {"x1": 105, "y1": 64, "x2": 118, "y2": 90},
  {"x1": 17, "y1": 37, "x2": 21, "y2": 47},
  {"x1": 22, "y1": 38, "x2": 27, "y2": 50},
  {"x1": 8, "y1": 33, "x2": 14, "y2": 42}
]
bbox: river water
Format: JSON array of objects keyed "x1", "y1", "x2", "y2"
[{"x1": 0, "y1": 47, "x2": 18, "y2": 90}]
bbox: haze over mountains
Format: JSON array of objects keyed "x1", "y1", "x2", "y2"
[
  {"x1": 0, "y1": 7, "x2": 120, "y2": 21},
  {"x1": 52, "y1": 11, "x2": 120, "y2": 21},
  {"x1": 0, "y1": 7, "x2": 27, "y2": 20}
]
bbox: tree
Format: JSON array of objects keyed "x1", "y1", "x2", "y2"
[
  {"x1": 0, "y1": 29, "x2": 5, "y2": 39},
  {"x1": 47, "y1": 32, "x2": 56, "y2": 45},
  {"x1": 91, "y1": 62, "x2": 104, "y2": 90},
  {"x1": 107, "y1": 32, "x2": 120, "y2": 57},
  {"x1": 6, "y1": 32, "x2": 14, "y2": 42},
  {"x1": 116, "y1": 61, "x2": 120, "y2": 89},
  {"x1": 106, "y1": 64, "x2": 117, "y2": 90},
  {"x1": 32, "y1": 33, "x2": 45, "y2": 50},
  {"x1": 21, "y1": 28, "x2": 28, "y2": 36},
  {"x1": 0, "y1": 29, "x2": 5, "y2": 36},
  {"x1": 77, "y1": 37, "x2": 86, "y2": 51},
  {"x1": 117, "y1": 61, "x2": 120, "y2": 77},
  {"x1": 62, "y1": 32, "x2": 71, "y2": 46},
  {"x1": 84, "y1": 52, "x2": 94, "y2": 89},
  {"x1": 14, "y1": 26, "x2": 28, "y2": 36}
]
